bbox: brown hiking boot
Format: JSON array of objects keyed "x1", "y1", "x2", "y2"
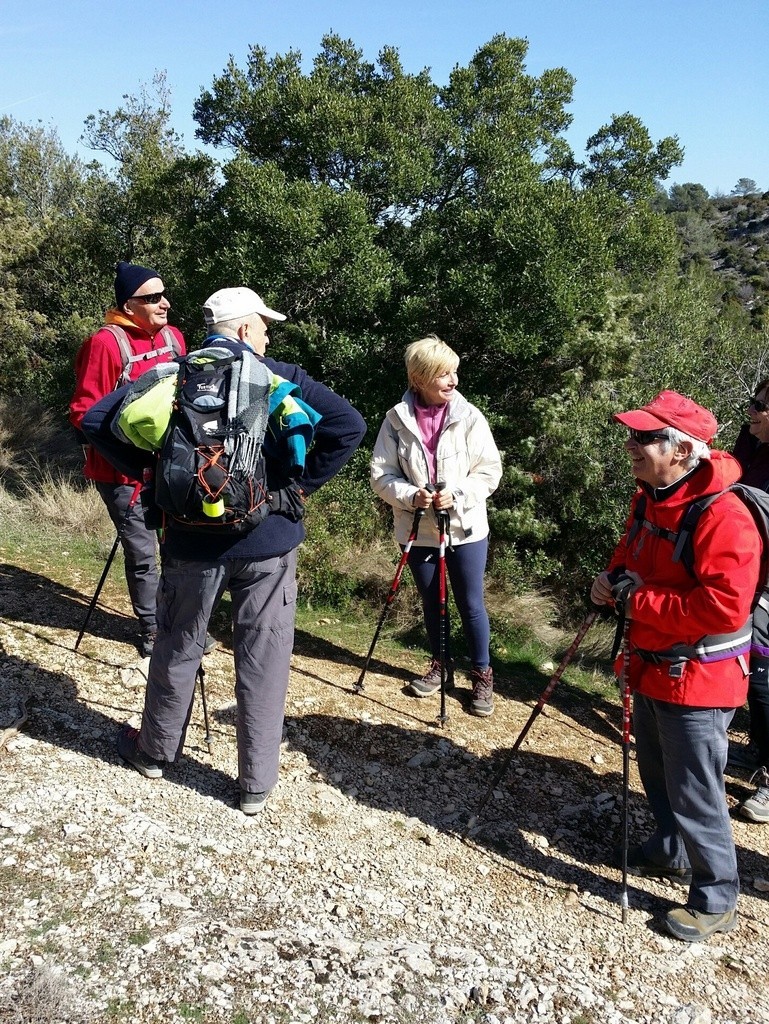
[
  {"x1": 408, "y1": 659, "x2": 455, "y2": 697},
  {"x1": 470, "y1": 666, "x2": 494, "y2": 717},
  {"x1": 665, "y1": 906, "x2": 737, "y2": 943}
]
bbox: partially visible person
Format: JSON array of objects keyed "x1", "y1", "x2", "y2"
[
  {"x1": 370, "y1": 335, "x2": 502, "y2": 717},
  {"x1": 110, "y1": 286, "x2": 367, "y2": 814},
  {"x1": 730, "y1": 380, "x2": 769, "y2": 823},
  {"x1": 591, "y1": 390, "x2": 761, "y2": 943},
  {"x1": 70, "y1": 262, "x2": 192, "y2": 658}
]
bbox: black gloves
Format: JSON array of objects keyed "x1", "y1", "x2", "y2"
[{"x1": 268, "y1": 483, "x2": 306, "y2": 521}]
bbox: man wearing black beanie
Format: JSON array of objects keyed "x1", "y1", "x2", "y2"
[{"x1": 70, "y1": 262, "x2": 201, "y2": 658}]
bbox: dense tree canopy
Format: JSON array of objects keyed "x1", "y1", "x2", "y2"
[{"x1": 2, "y1": 33, "x2": 765, "y2": 617}]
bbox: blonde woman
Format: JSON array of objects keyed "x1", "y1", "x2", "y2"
[{"x1": 370, "y1": 335, "x2": 502, "y2": 716}]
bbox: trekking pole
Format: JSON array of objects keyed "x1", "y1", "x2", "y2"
[
  {"x1": 436, "y1": 502, "x2": 451, "y2": 728},
  {"x1": 197, "y1": 664, "x2": 213, "y2": 755},
  {"x1": 463, "y1": 608, "x2": 598, "y2": 837},
  {"x1": 354, "y1": 507, "x2": 426, "y2": 693},
  {"x1": 619, "y1": 613, "x2": 632, "y2": 925},
  {"x1": 74, "y1": 480, "x2": 142, "y2": 652}
]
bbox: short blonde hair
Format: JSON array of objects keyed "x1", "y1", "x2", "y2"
[{"x1": 405, "y1": 334, "x2": 459, "y2": 393}]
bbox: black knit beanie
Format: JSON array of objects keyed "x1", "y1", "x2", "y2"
[{"x1": 114, "y1": 261, "x2": 159, "y2": 308}]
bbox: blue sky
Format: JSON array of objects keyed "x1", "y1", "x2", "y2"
[{"x1": 1, "y1": 0, "x2": 767, "y2": 196}]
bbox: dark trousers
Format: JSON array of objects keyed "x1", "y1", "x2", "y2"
[
  {"x1": 748, "y1": 660, "x2": 769, "y2": 768},
  {"x1": 95, "y1": 481, "x2": 158, "y2": 634},
  {"x1": 407, "y1": 537, "x2": 491, "y2": 667}
]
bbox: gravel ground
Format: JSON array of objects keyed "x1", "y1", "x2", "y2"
[{"x1": 1, "y1": 557, "x2": 769, "y2": 1024}]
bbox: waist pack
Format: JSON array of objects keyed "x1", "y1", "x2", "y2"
[{"x1": 627, "y1": 483, "x2": 769, "y2": 671}]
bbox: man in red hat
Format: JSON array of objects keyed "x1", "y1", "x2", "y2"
[{"x1": 591, "y1": 390, "x2": 761, "y2": 942}]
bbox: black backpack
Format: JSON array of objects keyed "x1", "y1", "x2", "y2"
[
  {"x1": 153, "y1": 347, "x2": 272, "y2": 534},
  {"x1": 628, "y1": 483, "x2": 769, "y2": 673}
]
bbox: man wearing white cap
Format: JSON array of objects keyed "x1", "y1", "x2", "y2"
[
  {"x1": 117, "y1": 286, "x2": 367, "y2": 815},
  {"x1": 591, "y1": 390, "x2": 761, "y2": 942}
]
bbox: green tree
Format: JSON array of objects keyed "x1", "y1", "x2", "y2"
[
  {"x1": 191, "y1": 34, "x2": 688, "y2": 603},
  {"x1": 668, "y1": 181, "x2": 711, "y2": 213},
  {"x1": 732, "y1": 177, "x2": 759, "y2": 196}
]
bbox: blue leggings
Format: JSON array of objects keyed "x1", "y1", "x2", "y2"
[{"x1": 407, "y1": 538, "x2": 490, "y2": 667}]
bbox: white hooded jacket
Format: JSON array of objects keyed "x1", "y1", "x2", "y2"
[{"x1": 370, "y1": 389, "x2": 502, "y2": 547}]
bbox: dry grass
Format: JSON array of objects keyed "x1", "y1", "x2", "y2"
[
  {"x1": 19, "y1": 468, "x2": 112, "y2": 540},
  {"x1": 487, "y1": 582, "x2": 563, "y2": 650},
  {"x1": 0, "y1": 965, "x2": 75, "y2": 1024},
  {"x1": 0, "y1": 397, "x2": 80, "y2": 487}
]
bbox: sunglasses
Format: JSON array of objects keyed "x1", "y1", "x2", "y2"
[
  {"x1": 130, "y1": 290, "x2": 168, "y2": 305},
  {"x1": 750, "y1": 397, "x2": 769, "y2": 413},
  {"x1": 628, "y1": 428, "x2": 670, "y2": 445}
]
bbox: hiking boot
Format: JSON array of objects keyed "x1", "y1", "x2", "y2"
[
  {"x1": 117, "y1": 724, "x2": 163, "y2": 779},
  {"x1": 469, "y1": 666, "x2": 494, "y2": 717},
  {"x1": 408, "y1": 659, "x2": 455, "y2": 697},
  {"x1": 240, "y1": 789, "x2": 269, "y2": 815},
  {"x1": 727, "y1": 739, "x2": 761, "y2": 772},
  {"x1": 203, "y1": 632, "x2": 218, "y2": 656},
  {"x1": 138, "y1": 632, "x2": 157, "y2": 658},
  {"x1": 614, "y1": 844, "x2": 692, "y2": 885},
  {"x1": 737, "y1": 766, "x2": 769, "y2": 823},
  {"x1": 665, "y1": 906, "x2": 737, "y2": 943}
]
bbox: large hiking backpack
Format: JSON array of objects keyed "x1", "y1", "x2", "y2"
[
  {"x1": 152, "y1": 347, "x2": 272, "y2": 534},
  {"x1": 627, "y1": 483, "x2": 769, "y2": 674},
  {"x1": 103, "y1": 324, "x2": 182, "y2": 388}
]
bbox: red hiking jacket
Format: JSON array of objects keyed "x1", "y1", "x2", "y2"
[
  {"x1": 69, "y1": 312, "x2": 185, "y2": 484},
  {"x1": 608, "y1": 450, "x2": 761, "y2": 708}
]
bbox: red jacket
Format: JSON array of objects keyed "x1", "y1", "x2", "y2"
[
  {"x1": 69, "y1": 311, "x2": 185, "y2": 484},
  {"x1": 608, "y1": 450, "x2": 761, "y2": 708}
]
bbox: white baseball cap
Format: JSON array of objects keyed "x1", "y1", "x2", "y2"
[{"x1": 203, "y1": 287, "x2": 287, "y2": 326}]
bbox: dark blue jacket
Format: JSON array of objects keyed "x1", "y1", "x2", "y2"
[{"x1": 82, "y1": 337, "x2": 367, "y2": 560}]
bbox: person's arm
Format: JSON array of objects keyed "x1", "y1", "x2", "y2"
[
  {"x1": 370, "y1": 415, "x2": 423, "y2": 510},
  {"x1": 69, "y1": 330, "x2": 123, "y2": 431}
]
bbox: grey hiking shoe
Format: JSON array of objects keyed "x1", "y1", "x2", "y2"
[
  {"x1": 408, "y1": 659, "x2": 454, "y2": 697},
  {"x1": 737, "y1": 766, "x2": 769, "y2": 823},
  {"x1": 469, "y1": 666, "x2": 494, "y2": 717},
  {"x1": 240, "y1": 789, "x2": 269, "y2": 815},
  {"x1": 117, "y1": 724, "x2": 163, "y2": 779},
  {"x1": 203, "y1": 632, "x2": 218, "y2": 656},
  {"x1": 665, "y1": 906, "x2": 737, "y2": 943}
]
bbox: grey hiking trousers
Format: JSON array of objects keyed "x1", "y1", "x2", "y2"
[
  {"x1": 140, "y1": 550, "x2": 298, "y2": 795},
  {"x1": 634, "y1": 693, "x2": 739, "y2": 913}
]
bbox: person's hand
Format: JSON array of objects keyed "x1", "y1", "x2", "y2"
[
  {"x1": 432, "y1": 488, "x2": 454, "y2": 511},
  {"x1": 590, "y1": 571, "x2": 614, "y2": 606},
  {"x1": 412, "y1": 487, "x2": 434, "y2": 510},
  {"x1": 268, "y1": 483, "x2": 306, "y2": 521}
]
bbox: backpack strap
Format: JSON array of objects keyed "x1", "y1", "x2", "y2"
[
  {"x1": 104, "y1": 324, "x2": 181, "y2": 389},
  {"x1": 627, "y1": 486, "x2": 753, "y2": 673},
  {"x1": 627, "y1": 493, "x2": 680, "y2": 550}
]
